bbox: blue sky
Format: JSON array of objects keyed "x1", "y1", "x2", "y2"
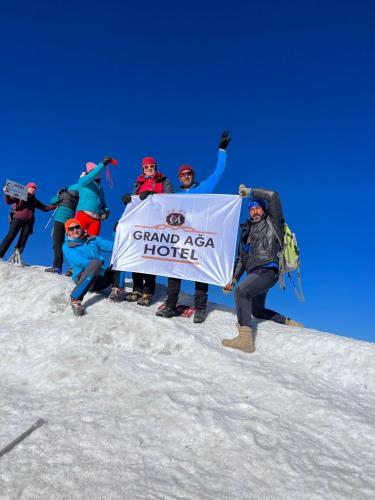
[{"x1": 0, "y1": 1, "x2": 374, "y2": 341}]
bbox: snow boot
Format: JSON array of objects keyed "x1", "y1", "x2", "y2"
[
  {"x1": 108, "y1": 287, "x2": 124, "y2": 302},
  {"x1": 137, "y1": 293, "x2": 153, "y2": 306},
  {"x1": 71, "y1": 299, "x2": 85, "y2": 316},
  {"x1": 45, "y1": 267, "x2": 62, "y2": 274},
  {"x1": 285, "y1": 318, "x2": 304, "y2": 328},
  {"x1": 222, "y1": 324, "x2": 255, "y2": 353},
  {"x1": 156, "y1": 306, "x2": 177, "y2": 318},
  {"x1": 193, "y1": 309, "x2": 206, "y2": 324},
  {"x1": 126, "y1": 291, "x2": 142, "y2": 302}
]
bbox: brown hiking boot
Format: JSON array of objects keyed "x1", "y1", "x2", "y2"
[
  {"x1": 126, "y1": 291, "x2": 142, "y2": 302},
  {"x1": 285, "y1": 318, "x2": 304, "y2": 328},
  {"x1": 137, "y1": 293, "x2": 153, "y2": 306},
  {"x1": 222, "y1": 324, "x2": 255, "y2": 353}
]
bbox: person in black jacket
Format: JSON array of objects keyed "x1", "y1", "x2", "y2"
[{"x1": 221, "y1": 187, "x2": 302, "y2": 354}]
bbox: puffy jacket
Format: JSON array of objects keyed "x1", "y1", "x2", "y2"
[
  {"x1": 133, "y1": 172, "x2": 174, "y2": 195},
  {"x1": 233, "y1": 188, "x2": 284, "y2": 281},
  {"x1": 62, "y1": 234, "x2": 113, "y2": 281},
  {"x1": 5, "y1": 194, "x2": 56, "y2": 223},
  {"x1": 179, "y1": 149, "x2": 227, "y2": 194},
  {"x1": 76, "y1": 162, "x2": 108, "y2": 215},
  {"x1": 50, "y1": 183, "x2": 80, "y2": 223}
]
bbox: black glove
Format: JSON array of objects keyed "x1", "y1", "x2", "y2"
[
  {"x1": 103, "y1": 155, "x2": 113, "y2": 166},
  {"x1": 139, "y1": 190, "x2": 154, "y2": 201},
  {"x1": 122, "y1": 193, "x2": 132, "y2": 205},
  {"x1": 219, "y1": 130, "x2": 231, "y2": 150},
  {"x1": 57, "y1": 187, "x2": 67, "y2": 196},
  {"x1": 101, "y1": 209, "x2": 110, "y2": 221}
]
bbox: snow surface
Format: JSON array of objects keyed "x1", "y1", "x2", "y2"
[{"x1": 0, "y1": 261, "x2": 374, "y2": 500}]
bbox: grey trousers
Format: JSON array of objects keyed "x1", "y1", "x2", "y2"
[{"x1": 234, "y1": 267, "x2": 286, "y2": 328}]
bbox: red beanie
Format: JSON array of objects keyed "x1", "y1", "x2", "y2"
[
  {"x1": 64, "y1": 218, "x2": 81, "y2": 233},
  {"x1": 178, "y1": 164, "x2": 195, "y2": 177},
  {"x1": 142, "y1": 157, "x2": 157, "y2": 169},
  {"x1": 27, "y1": 182, "x2": 37, "y2": 188}
]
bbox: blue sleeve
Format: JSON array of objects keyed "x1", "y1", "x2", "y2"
[
  {"x1": 94, "y1": 237, "x2": 114, "y2": 253},
  {"x1": 63, "y1": 244, "x2": 91, "y2": 273},
  {"x1": 50, "y1": 195, "x2": 59, "y2": 204},
  {"x1": 78, "y1": 162, "x2": 106, "y2": 187},
  {"x1": 190, "y1": 149, "x2": 227, "y2": 194}
]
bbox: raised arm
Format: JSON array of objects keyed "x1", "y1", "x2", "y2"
[{"x1": 192, "y1": 131, "x2": 231, "y2": 194}]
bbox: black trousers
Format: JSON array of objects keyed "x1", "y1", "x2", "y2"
[
  {"x1": 0, "y1": 218, "x2": 34, "y2": 258},
  {"x1": 234, "y1": 267, "x2": 285, "y2": 328},
  {"x1": 166, "y1": 277, "x2": 208, "y2": 311},
  {"x1": 52, "y1": 221, "x2": 66, "y2": 268},
  {"x1": 132, "y1": 272, "x2": 156, "y2": 295},
  {"x1": 71, "y1": 259, "x2": 122, "y2": 301}
]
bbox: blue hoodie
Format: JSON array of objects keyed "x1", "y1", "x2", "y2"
[
  {"x1": 75, "y1": 162, "x2": 108, "y2": 215},
  {"x1": 62, "y1": 234, "x2": 113, "y2": 281},
  {"x1": 179, "y1": 149, "x2": 227, "y2": 194}
]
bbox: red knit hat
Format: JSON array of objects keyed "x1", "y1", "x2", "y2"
[
  {"x1": 178, "y1": 164, "x2": 195, "y2": 177},
  {"x1": 64, "y1": 218, "x2": 82, "y2": 234},
  {"x1": 27, "y1": 182, "x2": 37, "y2": 188},
  {"x1": 142, "y1": 157, "x2": 157, "y2": 169}
]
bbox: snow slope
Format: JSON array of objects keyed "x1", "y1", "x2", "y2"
[{"x1": 0, "y1": 262, "x2": 374, "y2": 500}]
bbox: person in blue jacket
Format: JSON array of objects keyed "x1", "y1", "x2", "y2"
[
  {"x1": 75, "y1": 156, "x2": 113, "y2": 236},
  {"x1": 156, "y1": 130, "x2": 231, "y2": 323},
  {"x1": 63, "y1": 218, "x2": 125, "y2": 315}
]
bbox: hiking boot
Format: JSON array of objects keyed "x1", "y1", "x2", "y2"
[
  {"x1": 137, "y1": 293, "x2": 153, "y2": 306},
  {"x1": 222, "y1": 324, "x2": 255, "y2": 353},
  {"x1": 45, "y1": 267, "x2": 62, "y2": 274},
  {"x1": 126, "y1": 291, "x2": 143, "y2": 302},
  {"x1": 108, "y1": 287, "x2": 124, "y2": 302},
  {"x1": 285, "y1": 318, "x2": 304, "y2": 328},
  {"x1": 156, "y1": 306, "x2": 177, "y2": 318},
  {"x1": 193, "y1": 309, "x2": 206, "y2": 324},
  {"x1": 65, "y1": 268, "x2": 73, "y2": 277},
  {"x1": 71, "y1": 299, "x2": 85, "y2": 316}
]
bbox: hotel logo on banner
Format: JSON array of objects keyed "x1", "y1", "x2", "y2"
[{"x1": 133, "y1": 210, "x2": 216, "y2": 266}]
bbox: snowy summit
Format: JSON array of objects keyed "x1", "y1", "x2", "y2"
[{"x1": 0, "y1": 262, "x2": 374, "y2": 499}]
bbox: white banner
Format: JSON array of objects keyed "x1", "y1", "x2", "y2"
[
  {"x1": 112, "y1": 194, "x2": 242, "y2": 287},
  {"x1": 5, "y1": 179, "x2": 28, "y2": 201}
]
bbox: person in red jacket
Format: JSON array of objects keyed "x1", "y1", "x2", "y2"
[
  {"x1": 122, "y1": 156, "x2": 174, "y2": 306},
  {"x1": 0, "y1": 182, "x2": 56, "y2": 263}
]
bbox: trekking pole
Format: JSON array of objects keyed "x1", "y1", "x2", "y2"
[
  {"x1": 0, "y1": 418, "x2": 47, "y2": 458},
  {"x1": 44, "y1": 208, "x2": 57, "y2": 230}
]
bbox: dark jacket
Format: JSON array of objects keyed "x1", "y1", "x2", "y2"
[
  {"x1": 50, "y1": 183, "x2": 80, "y2": 223},
  {"x1": 133, "y1": 172, "x2": 174, "y2": 195},
  {"x1": 5, "y1": 194, "x2": 56, "y2": 223},
  {"x1": 233, "y1": 188, "x2": 284, "y2": 281}
]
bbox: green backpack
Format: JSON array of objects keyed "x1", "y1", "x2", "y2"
[{"x1": 267, "y1": 219, "x2": 305, "y2": 302}]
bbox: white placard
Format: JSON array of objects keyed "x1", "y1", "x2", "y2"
[
  {"x1": 111, "y1": 193, "x2": 242, "y2": 287},
  {"x1": 5, "y1": 179, "x2": 28, "y2": 201}
]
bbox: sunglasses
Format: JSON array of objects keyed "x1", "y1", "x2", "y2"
[
  {"x1": 179, "y1": 171, "x2": 193, "y2": 178},
  {"x1": 68, "y1": 225, "x2": 81, "y2": 232},
  {"x1": 143, "y1": 164, "x2": 156, "y2": 170}
]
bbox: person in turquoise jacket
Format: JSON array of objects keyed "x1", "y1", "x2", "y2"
[
  {"x1": 156, "y1": 131, "x2": 231, "y2": 324},
  {"x1": 63, "y1": 217, "x2": 125, "y2": 315},
  {"x1": 75, "y1": 155, "x2": 113, "y2": 236},
  {"x1": 45, "y1": 182, "x2": 80, "y2": 274}
]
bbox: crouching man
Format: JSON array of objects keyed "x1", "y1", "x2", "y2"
[
  {"x1": 222, "y1": 187, "x2": 303, "y2": 353},
  {"x1": 63, "y1": 218, "x2": 124, "y2": 315}
]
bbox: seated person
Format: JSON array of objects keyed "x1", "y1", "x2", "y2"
[{"x1": 62, "y1": 218, "x2": 124, "y2": 315}]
